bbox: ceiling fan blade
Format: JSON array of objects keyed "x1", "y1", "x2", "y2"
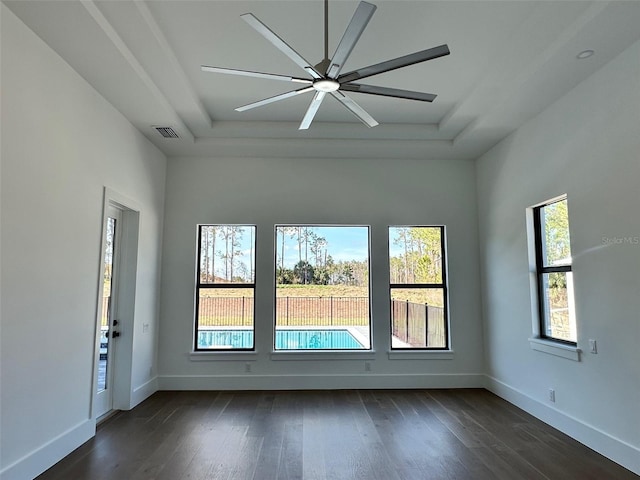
[
  {"x1": 330, "y1": 90, "x2": 378, "y2": 127},
  {"x1": 236, "y1": 86, "x2": 315, "y2": 112},
  {"x1": 326, "y1": 1, "x2": 376, "y2": 78},
  {"x1": 340, "y1": 83, "x2": 437, "y2": 102},
  {"x1": 337, "y1": 44, "x2": 450, "y2": 84},
  {"x1": 299, "y1": 91, "x2": 327, "y2": 130},
  {"x1": 241, "y1": 13, "x2": 323, "y2": 79},
  {"x1": 201, "y1": 66, "x2": 313, "y2": 84}
]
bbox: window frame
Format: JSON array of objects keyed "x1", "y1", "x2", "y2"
[
  {"x1": 273, "y1": 224, "x2": 372, "y2": 351},
  {"x1": 532, "y1": 198, "x2": 576, "y2": 346},
  {"x1": 388, "y1": 225, "x2": 449, "y2": 351},
  {"x1": 194, "y1": 224, "x2": 256, "y2": 352}
]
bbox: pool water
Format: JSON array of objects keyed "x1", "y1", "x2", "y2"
[{"x1": 197, "y1": 329, "x2": 365, "y2": 350}]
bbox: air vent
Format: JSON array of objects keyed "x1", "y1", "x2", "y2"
[{"x1": 153, "y1": 126, "x2": 179, "y2": 139}]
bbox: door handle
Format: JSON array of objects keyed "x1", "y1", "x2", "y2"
[{"x1": 112, "y1": 331, "x2": 121, "y2": 338}]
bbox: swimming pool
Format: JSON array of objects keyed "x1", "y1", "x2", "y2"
[{"x1": 197, "y1": 328, "x2": 366, "y2": 350}]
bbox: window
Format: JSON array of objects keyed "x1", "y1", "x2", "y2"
[
  {"x1": 533, "y1": 198, "x2": 576, "y2": 344},
  {"x1": 195, "y1": 225, "x2": 256, "y2": 350},
  {"x1": 389, "y1": 226, "x2": 448, "y2": 349},
  {"x1": 274, "y1": 226, "x2": 371, "y2": 350}
]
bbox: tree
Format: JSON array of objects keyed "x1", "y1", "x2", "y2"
[
  {"x1": 310, "y1": 235, "x2": 327, "y2": 267},
  {"x1": 230, "y1": 226, "x2": 245, "y2": 281},
  {"x1": 248, "y1": 227, "x2": 254, "y2": 282},
  {"x1": 278, "y1": 226, "x2": 297, "y2": 272},
  {"x1": 312, "y1": 266, "x2": 330, "y2": 285},
  {"x1": 201, "y1": 226, "x2": 218, "y2": 282},
  {"x1": 393, "y1": 227, "x2": 411, "y2": 283},
  {"x1": 342, "y1": 263, "x2": 354, "y2": 285},
  {"x1": 293, "y1": 261, "x2": 314, "y2": 284},
  {"x1": 217, "y1": 226, "x2": 244, "y2": 281},
  {"x1": 276, "y1": 266, "x2": 295, "y2": 284},
  {"x1": 350, "y1": 260, "x2": 369, "y2": 286},
  {"x1": 543, "y1": 200, "x2": 570, "y2": 264},
  {"x1": 389, "y1": 257, "x2": 404, "y2": 284},
  {"x1": 390, "y1": 227, "x2": 443, "y2": 284},
  {"x1": 542, "y1": 200, "x2": 571, "y2": 290},
  {"x1": 408, "y1": 227, "x2": 442, "y2": 283},
  {"x1": 325, "y1": 255, "x2": 338, "y2": 284}
]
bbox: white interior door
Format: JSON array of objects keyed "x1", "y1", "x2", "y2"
[{"x1": 95, "y1": 205, "x2": 122, "y2": 419}]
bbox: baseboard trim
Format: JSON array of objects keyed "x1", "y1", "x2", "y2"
[
  {"x1": 0, "y1": 419, "x2": 95, "y2": 480},
  {"x1": 158, "y1": 373, "x2": 485, "y2": 391},
  {"x1": 130, "y1": 376, "x2": 158, "y2": 409},
  {"x1": 485, "y1": 375, "x2": 640, "y2": 476}
]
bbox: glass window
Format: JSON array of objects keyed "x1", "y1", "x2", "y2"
[
  {"x1": 274, "y1": 226, "x2": 371, "y2": 350},
  {"x1": 389, "y1": 226, "x2": 448, "y2": 349},
  {"x1": 195, "y1": 225, "x2": 256, "y2": 350},
  {"x1": 534, "y1": 198, "x2": 577, "y2": 343}
]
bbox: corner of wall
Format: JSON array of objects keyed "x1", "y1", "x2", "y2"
[
  {"x1": 485, "y1": 376, "x2": 640, "y2": 476},
  {"x1": 130, "y1": 376, "x2": 159, "y2": 410},
  {"x1": 0, "y1": 421, "x2": 95, "y2": 480}
]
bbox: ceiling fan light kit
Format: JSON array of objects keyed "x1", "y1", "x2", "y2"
[{"x1": 201, "y1": 0, "x2": 450, "y2": 130}]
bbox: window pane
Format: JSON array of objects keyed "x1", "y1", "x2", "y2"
[
  {"x1": 389, "y1": 227, "x2": 442, "y2": 284},
  {"x1": 391, "y1": 288, "x2": 446, "y2": 348},
  {"x1": 98, "y1": 217, "x2": 116, "y2": 391},
  {"x1": 541, "y1": 272, "x2": 576, "y2": 343},
  {"x1": 196, "y1": 288, "x2": 254, "y2": 349},
  {"x1": 199, "y1": 225, "x2": 256, "y2": 284},
  {"x1": 540, "y1": 200, "x2": 571, "y2": 267},
  {"x1": 274, "y1": 226, "x2": 370, "y2": 350}
]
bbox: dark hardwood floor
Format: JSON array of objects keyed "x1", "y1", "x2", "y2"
[{"x1": 37, "y1": 389, "x2": 637, "y2": 480}]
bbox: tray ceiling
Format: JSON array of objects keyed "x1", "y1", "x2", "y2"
[{"x1": 5, "y1": 0, "x2": 640, "y2": 159}]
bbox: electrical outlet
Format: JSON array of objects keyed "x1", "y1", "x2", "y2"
[
  {"x1": 548, "y1": 388, "x2": 555, "y2": 403},
  {"x1": 245, "y1": 363, "x2": 252, "y2": 373},
  {"x1": 364, "y1": 361, "x2": 371, "y2": 372},
  {"x1": 589, "y1": 339, "x2": 598, "y2": 354}
]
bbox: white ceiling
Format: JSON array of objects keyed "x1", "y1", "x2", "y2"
[{"x1": 5, "y1": 0, "x2": 640, "y2": 159}]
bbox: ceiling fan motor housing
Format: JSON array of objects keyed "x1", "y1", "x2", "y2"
[{"x1": 313, "y1": 79, "x2": 340, "y2": 92}]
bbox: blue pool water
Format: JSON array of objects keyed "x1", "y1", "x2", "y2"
[{"x1": 197, "y1": 329, "x2": 364, "y2": 350}]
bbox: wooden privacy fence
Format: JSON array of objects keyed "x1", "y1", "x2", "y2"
[
  {"x1": 197, "y1": 296, "x2": 369, "y2": 327},
  {"x1": 391, "y1": 300, "x2": 445, "y2": 348}
]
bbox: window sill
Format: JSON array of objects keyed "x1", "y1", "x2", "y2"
[
  {"x1": 387, "y1": 350, "x2": 454, "y2": 360},
  {"x1": 270, "y1": 350, "x2": 376, "y2": 361},
  {"x1": 190, "y1": 351, "x2": 258, "y2": 362},
  {"x1": 529, "y1": 338, "x2": 581, "y2": 361}
]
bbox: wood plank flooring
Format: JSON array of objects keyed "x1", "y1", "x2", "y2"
[{"x1": 37, "y1": 389, "x2": 638, "y2": 480}]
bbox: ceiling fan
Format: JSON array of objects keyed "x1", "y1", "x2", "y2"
[{"x1": 201, "y1": 0, "x2": 450, "y2": 130}]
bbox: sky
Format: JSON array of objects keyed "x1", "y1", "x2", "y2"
[
  {"x1": 205, "y1": 225, "x2": 409, "y2": 276},
  {"x1": 276, "y1": 226, "x2": 370, "y2": 268}
]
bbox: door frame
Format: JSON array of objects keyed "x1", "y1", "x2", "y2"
[
  {"x1": 92, "y1": 187, "x2": 141, "y2": 420},
  {"x1": 95, "y1": 204, "x2": 122, "y2": 419}
]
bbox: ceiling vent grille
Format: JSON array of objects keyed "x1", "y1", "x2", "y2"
[{"x1": 153, "y1": 126, "x2": 180, "y2": 138}]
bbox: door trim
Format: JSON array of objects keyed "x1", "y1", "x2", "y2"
[{"x1": 91, "y1": 187, "x2": 141, "y2": 420}]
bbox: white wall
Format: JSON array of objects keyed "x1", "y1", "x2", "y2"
[
  {"x1": 476, "y1": 39, "x2": 640, "y2": 474},
  {"x1": 0, "y1": 6, "x2": 166, "y2": 479},
  {"x1": 5, "y1": 0, "x2": 637, "y2": 475},
  {"x1": 158, "y1": 156, "x2": 484, "y2": 390}
]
